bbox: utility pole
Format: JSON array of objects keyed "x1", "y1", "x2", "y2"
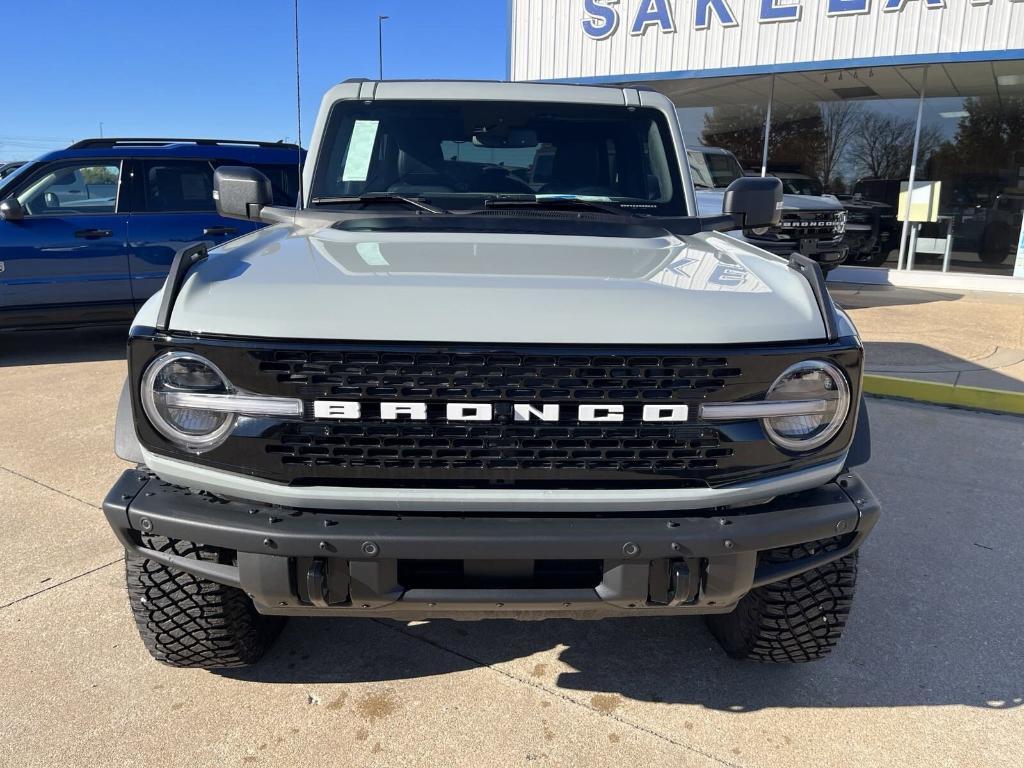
[{"x1": 378, "y1": 15, "x2": 389, "y2": 80}]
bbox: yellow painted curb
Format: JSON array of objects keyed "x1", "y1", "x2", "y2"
[{"x1": 863, "y1": 374, "x2": 1024, "y2": 416}]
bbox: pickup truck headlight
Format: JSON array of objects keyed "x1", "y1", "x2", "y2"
[
  {"x1": 141, "y1": 352, "x2": 302, "y2": 452},
  {"x1": 762, "y1": 361, "x2": 851, "y2": 451}
]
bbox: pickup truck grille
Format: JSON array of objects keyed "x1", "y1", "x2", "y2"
[
  {"x1": 774, "y1": 210, "x2": 847, "y2": 242},
  {"x1": 129, "y1": 337, "x2": 863, "y2": 489}
]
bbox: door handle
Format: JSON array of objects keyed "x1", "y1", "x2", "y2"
[
  {"x1": 203, "y1": 226, "x2": 238, "y2": 237},
  {"x1": 74, "y1": 228, "x2": 113, "y2": 239}
]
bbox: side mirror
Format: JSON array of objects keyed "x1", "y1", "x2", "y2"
[
  {"x1": 213, "y1": 166, "x2": 272, "y2": 221},
  {"x1": 722, "y1": 177, "x2": 783, "y2": 229},
  {"x1": 0, "y1": 198, "x2": 25, "y2": 222}
]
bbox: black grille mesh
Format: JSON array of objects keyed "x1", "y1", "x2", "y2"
[
  {"x1": 255, "y1": 350, "x2": 742, "y2": 401},
  {"x1": 250, "y1": 349, "x2": 742, "y2": 476},
  {"x1": 269, "y1": 422, "x2": 732, "y2": 474}
]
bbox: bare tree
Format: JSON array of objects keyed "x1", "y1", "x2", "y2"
[
  {"x1": 816, "y1": 101, "x2": 862, "y2": 188},
  {"x1": 849, "y1": 112, "x2": 944, "y2": 180}
]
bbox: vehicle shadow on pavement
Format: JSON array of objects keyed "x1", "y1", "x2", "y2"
[
  {"x1": 828, "y1": 283, "x2": 965, "y2": 311},
  {"x1": 222, "y1": 599, "x2": 1022, "y2": 712},
  {"x1": 0, "y1": 325, "x2": 129, "y2": 367}
]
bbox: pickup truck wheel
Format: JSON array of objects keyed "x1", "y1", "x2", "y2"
[
  {"x1": 705, "y1": 541, "x2": 858, "y2": 663},
  {"x1": 125, "y1": 536, "x2": 284, "y2": 669}
]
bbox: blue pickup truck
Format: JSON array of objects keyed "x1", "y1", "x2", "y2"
[{"x1": 0, "y1": 139, "x2": 301, "y2": 329}]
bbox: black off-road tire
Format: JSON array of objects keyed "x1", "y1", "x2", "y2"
[
  {"x1": 125, "y1": 536, "x2": 284, "y2": 669},
  {"x1": 705, "y1": 541, "x2": 859, "y2": 663}
]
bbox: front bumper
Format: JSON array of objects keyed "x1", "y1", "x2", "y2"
[
  {"x1": 103, "y1": 469, "x2": 880, "y2": 620},
  {"x1": 747, "y1": 236, "x2": 849, "y2": 267}
]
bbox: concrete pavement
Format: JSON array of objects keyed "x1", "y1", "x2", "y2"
[
  {"x1": 833, "y1": 283, "x2": 1024, "y2": 413},
  {"x1": 1, "y1": 327, "x2": 1022, "y2": 768}
]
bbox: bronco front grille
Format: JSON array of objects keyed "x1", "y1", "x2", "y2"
[
  {"x1": 769, "y1": 211, "x2": 847, "y2": 242},
  {"x1": 255, "y1": 350, "x2": 742, "y2": 400},
  {"x1": 259, "y1": 349, "x2": 738, "y2": 481},
  {"x1": 129, "y1": 337, "x2": 864, "y2": 489},
  {"x1": 269, "y1": 422, "x2": 731, "y2": 476}
]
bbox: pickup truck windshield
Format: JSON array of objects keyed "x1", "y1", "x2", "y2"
[
  {"x1": 310, "y1": 100, "x2": 687, "y2": 216},
  {"x1": 687, "y1": 149, "x2": 743, "y2": 190}
]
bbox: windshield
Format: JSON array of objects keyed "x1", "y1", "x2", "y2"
[
  {"x1": 0, "y1": 161, "x2": 33, "y2": 196},
  {"x1": 310, "y1": 100, "x2": 687, "y2": 216},
  {"x1": 687, "y1": 150, "x2": 743, "y2": 189},
  {"x1": 781, "y1": 177, "x2": 824, "y2": 196}
]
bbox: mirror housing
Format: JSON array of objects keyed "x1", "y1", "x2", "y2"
[
  {"x1": 213, "y1": 166, "x2": 273, "y2": 221},
  {"x1": 722, "y1": 176, "x2": 783, "y2": 229},
  {"x1": 0, "y1": 198, "x2": 25, "y2": 221}
]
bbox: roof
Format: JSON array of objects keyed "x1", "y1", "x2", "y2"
[
  {"x1": 32, "y1": 138, "x2": 303, "y2": 165},
  {"x1": 319, "y1": 79, "x2": 654, "y2": 107}
]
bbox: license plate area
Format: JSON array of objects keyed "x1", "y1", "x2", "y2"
[{"x1": 398, "y1": 558, "x2": 604, "y2": 590}]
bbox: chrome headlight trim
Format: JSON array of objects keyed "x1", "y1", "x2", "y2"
[
  {"x1": 141, "y1": 351, "x2": 302, "y2": 453},
  {"x1": 762, "y1": 360, "x2": 851, "y2": 452}
]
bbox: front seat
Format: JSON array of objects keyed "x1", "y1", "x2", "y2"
[
  {"x1": 389, "y1": 138, "x2": 454, "y2": 194},
  {"x1": 539, "y1": 142, "x2": 612, "y2": 197}
]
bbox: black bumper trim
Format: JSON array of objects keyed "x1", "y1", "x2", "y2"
[{"x1": 103, "y1": 469, "x2": 880, "y2": 618}]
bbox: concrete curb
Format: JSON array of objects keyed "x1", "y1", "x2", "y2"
[{"x1": 863, "y1": 374, "x2": 1024, "y2": 416}]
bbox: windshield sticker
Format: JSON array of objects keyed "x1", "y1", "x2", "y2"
[{"x1": 341, "y1": 120, "x2": 380, "y2": 182}]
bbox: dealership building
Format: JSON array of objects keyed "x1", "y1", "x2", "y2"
[{"x1": 509, "y1": 0, "x2": 1024, "y2": 285}]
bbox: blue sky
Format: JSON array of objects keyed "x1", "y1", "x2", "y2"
[{"x1": 1, "y1": 0, "x2": 509, "y2": 161}]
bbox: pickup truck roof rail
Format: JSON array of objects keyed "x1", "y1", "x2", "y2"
[{"x1": 69, "y1": 138, "x2": 300, "y2": 150}]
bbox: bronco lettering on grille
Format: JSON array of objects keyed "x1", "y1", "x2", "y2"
[{"x1": 312, "y1": 401, "x2": 690, "y2": 423}]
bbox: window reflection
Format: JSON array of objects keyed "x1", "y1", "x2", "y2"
[{"x1": 636, "y1": 63, "x2": 1024, "y2": 277}]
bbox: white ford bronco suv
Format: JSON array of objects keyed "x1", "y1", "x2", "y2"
[{"x1": 104, "y1": 80, "x2": 878, "y2": 669}]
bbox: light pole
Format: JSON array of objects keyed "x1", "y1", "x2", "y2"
[
  {"x1": 99, "y1": 122, "x2": 104, "y2": 138},
  {"x1": 378, "y1": 15, "x2": 389, "y2": 80}
]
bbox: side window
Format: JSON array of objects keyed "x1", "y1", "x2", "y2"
[
  {"x1": 211, "y1": 161, "x2": 300, "y2": 207},
  {"x1": 142, "y1": 160, "x2": 216, "y2": 213},
  {"x1": 16, "y1": 162, "x2": 121, "y2": 215},
  {"x1": 249, "y1": 163, "x2": 301, "y2": 207}
]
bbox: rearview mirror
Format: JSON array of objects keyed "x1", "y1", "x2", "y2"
[
  {"x1": 213, "y1": 166, "x2": 273, "y2": 221},
  {"x1": 472, "y1": 128, "x2": 539, "y2": 149},
  {"x1": 0, "y1": 198, "x2": 25, "y2": 222},
  {"x1": 722, "y1": 176, "x2": 783, "y2": 229}
]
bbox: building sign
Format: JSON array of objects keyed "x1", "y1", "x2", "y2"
[
  {"x1": 579, "y1": 0, "x2": 1020, "y2": 41},
  {"x1": 897, "y1": 181, "x2": 941, "y2": 223},
  {"x1": 510, "y1": 0, "x2": 1024, "y2": 82}
]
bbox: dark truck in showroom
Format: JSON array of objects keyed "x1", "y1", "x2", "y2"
[
  {"x1": 688, "y1": 146, "x2": 849, "y2": 271},
  {"x1": 104, "y1": 80, "x2": 878, "y2": 669}
]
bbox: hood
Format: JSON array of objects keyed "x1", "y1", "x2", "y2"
[
  {"x1": 141, "y1": 222, "x2": 827, "y2": 345},
  {"x1": 696, "y1": 189, "x2": 844, "y2": 215}
]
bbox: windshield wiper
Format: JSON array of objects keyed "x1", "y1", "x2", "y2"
[
  {"x1": 482, "y1": 194, "x2": 635, "y2": 217},
  {"x1": 310, "y1": 193, "x2": 448, "y2": 215}
]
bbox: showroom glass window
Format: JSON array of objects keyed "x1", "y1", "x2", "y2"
[
  {"x1": 667, "y1": 75, "x2": 773, "y2": 171},
  {"x1": 914, "y1": 63, "x2": 1024, "y2": 275},
  {"x1": 764, "y1": 68, "x2": 927, "y2": 269}
]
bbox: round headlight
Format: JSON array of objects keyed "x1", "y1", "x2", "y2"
[
  {"x1": 141, "y1": 352, "x2": 235, "y2": 452},
  {"x1": 763, "y1": 361, "x2": 851, "y2": 452},
  {"x1": 749, "y1": 226, "x2": 771, "y2": 237}
]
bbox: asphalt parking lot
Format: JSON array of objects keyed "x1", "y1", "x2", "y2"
[{"x1": 1, "y1": 327, "x2": 1022, "y2": 768}]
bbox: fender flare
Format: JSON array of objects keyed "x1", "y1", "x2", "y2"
[
  {"x1": 844, "y1": 396, "x2": 871, "y2": 470},
  {"x1": 114, "y1": 377, "x2": 144, "y2": 464}
]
